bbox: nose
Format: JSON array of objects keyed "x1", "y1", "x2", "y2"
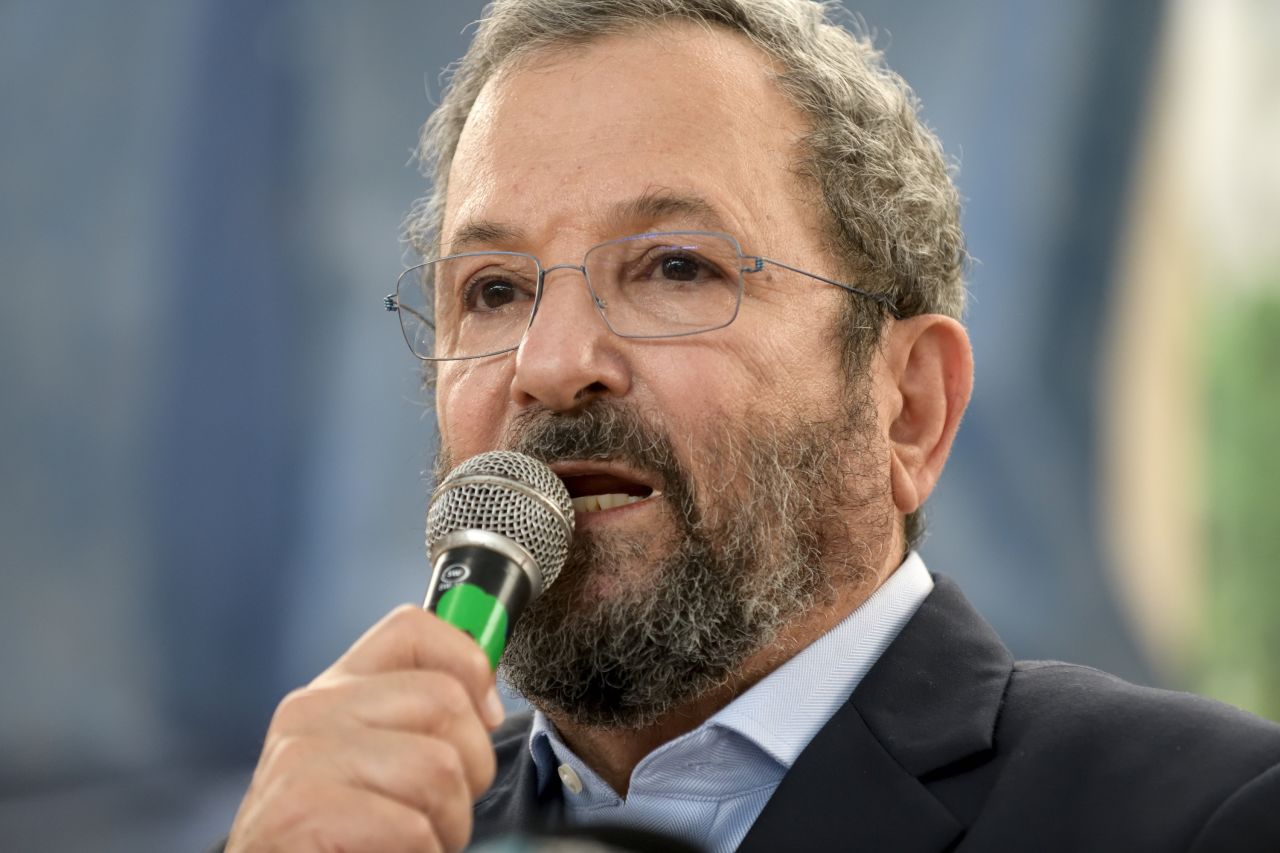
[{"x1": 510, "y1": 265, "x2": 632, "y2": 412}]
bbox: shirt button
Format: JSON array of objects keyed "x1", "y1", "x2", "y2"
[{"x1": 557, "y1": 763, "x2": 584, "y2": 794}]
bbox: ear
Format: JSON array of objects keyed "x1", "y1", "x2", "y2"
[{"x1": 877, "y1": 315, "x2": 973, "y2": 515}]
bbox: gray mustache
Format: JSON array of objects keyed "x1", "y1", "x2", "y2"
[{"x1": 503, "y1": 402, "x2": 680, "y2": 488}]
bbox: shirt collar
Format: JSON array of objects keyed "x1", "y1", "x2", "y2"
[{"x1": 527, "y1": 552, "x2": 934, "y2": 790}]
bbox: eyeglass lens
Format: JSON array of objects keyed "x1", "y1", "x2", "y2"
[{"x1": 396, "y1": 232, "x2": 745, "y2": 360}]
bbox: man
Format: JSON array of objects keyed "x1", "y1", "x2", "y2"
[{"x1": 223, "y1": 1, "x2": 1280, "y2": 851}]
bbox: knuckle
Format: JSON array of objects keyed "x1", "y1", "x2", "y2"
[
  {"x1": 422, "y1": 740, "x2": 466, "y2": 791},
  {"x1": 437, "y1": 741, "x2": 467, "y2": 782},
  {"x1": 414, "y1": 745, "x2": 470, "y2": 853},
  {"x1": 262, "y1": 733, "x2": 313, "y2": 778},
  {"x1": 432, "y1": 675, "x2": 472, "y2": 718},
  {"x1": 271, "y1": 687, "x2": 317, "y2": 732}
]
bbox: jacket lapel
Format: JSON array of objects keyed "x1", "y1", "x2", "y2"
[
  {"x1": 738, "y1": 575, "x2": 1013, "y2": 853},
  {"x1": 471, "y1": 713, "x2": 564, "y2": 844}
]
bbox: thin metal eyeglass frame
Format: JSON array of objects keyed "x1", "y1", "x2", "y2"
[{"x1": 383, "y1": 230, "x2": 901, "y2": 362}]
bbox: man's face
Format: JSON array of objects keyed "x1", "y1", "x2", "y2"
[{"x1": 434, "y1": 23, "x2": 896, "y2": 724}]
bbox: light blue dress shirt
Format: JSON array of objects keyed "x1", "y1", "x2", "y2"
[{"x1": 527, "y1": 552, "x2": 934, "y2": 853}]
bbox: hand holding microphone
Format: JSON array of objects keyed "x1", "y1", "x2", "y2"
[{"x1": 226, "y1": 452, "x2": 572, "y2": 853}]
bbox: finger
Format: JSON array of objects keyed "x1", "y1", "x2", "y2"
[
  {"x1": 263, "y1": 730, "x2": 474, "y2": 853},
  {"x1": 323, "y1": 605, "x2": 502, "y2": 726},
  {"x1": 268, "y1": 671, "x2": 498, "y2": 796},
  {"x1": 230, "y1": 779, "x2": 446, "y2": 853}
]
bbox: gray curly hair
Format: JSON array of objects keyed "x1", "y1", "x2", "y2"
[{"x1": 406, "y1": 0, "x2": 967, "y2": 550}]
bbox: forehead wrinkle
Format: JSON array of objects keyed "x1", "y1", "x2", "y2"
[{"x1": 444, "y1": 189, "x2": 740, "y2": 259}]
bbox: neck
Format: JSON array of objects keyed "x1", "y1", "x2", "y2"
[{"x1": 544, "y1": 548, "x2": 902, "y2": 796}]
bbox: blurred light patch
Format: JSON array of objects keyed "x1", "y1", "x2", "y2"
[{"x1": 1104, "y1": 0, "x2": 1280, "y2": 719}]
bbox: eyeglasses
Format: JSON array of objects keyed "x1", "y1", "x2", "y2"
[{"x1": 384, "y1": 230, "x2": 899, "y2": 362}]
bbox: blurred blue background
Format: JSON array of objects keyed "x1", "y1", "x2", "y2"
[{"x1": 4, "y1": 1, "x2": 1277, "y2": 850}]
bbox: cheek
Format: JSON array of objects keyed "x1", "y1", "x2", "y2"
[
  {"x1": 741, "y1": 336, "x2": 811, "y2": 387},
  {"x1": 642, "y1": 331, "x2": 835, "y2": 438},
  {"x1": 641, "y1": 350, "x2": 748, "y2": 428},
  {"x1": 436, "y1": 361, "x2": 511, "y2": 458},
  {"x1": 724, "y1": 330, "x2": 840, "y2": 419},
  {"x1": 732, "y1": 287, "x2": 848, "y2": 393}
]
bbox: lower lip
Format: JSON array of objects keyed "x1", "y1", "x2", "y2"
[{"x1": 572, "y1": 494, "x2": 661, "y2": 528}]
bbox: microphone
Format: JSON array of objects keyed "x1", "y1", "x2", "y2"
[{"x1": 425, "y1": 451, "x2": 574, "y2": 669}]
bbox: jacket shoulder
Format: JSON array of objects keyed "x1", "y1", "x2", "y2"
[
  {"x1": 1004, "y1": 659, "x2": 1280, "y2": 754},
  {"x1": 968, "y1": 660, "x2": 1280, "y2": 849}
]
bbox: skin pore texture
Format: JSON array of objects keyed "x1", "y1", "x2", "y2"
[{"x1": 433, "y1": 22, "x2": 972, "y2": 796}]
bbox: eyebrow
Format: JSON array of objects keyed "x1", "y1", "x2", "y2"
[
  {"x1": 605, "y1": 189, "x2": 730, "y2": 235},
  {"x1": 445, "y1": 220, "x2": 527, "y2": 255},
  {"x1": 443, "y1": 189, "x2": 732, "y2": 255}
]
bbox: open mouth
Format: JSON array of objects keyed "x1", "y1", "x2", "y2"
[{"x1": 557, "y1": 470, "x2": 658, "y2": 514}]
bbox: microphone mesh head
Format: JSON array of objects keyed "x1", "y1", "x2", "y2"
[{"x1": 427, "y1": 451, "x2": 574, "y2": 591}]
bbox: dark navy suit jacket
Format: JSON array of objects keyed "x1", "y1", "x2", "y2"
[{"x1": 471, "y1": 575, "x2": 1280, "y2": 852}]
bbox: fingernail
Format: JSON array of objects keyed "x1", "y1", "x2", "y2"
[{"x1": 483, "y1": 686, "x2": 505, "y2": 728}]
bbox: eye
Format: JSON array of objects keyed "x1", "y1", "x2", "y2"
[
  {"x1": 473, "y1": 278, "x2": 516, "y2": 309},
  {"x1": 637, "y1": 248, "x2": 721, "y2": 286},
  {"x1": 460, "y1": 272, "x2": 536, "y2": 314},
  {"x1": 599, "y1": 236, "x2": 738, "y2": 297},
  {"x1": 659, "y1": 254, "x2": 702, "y2": 282}
]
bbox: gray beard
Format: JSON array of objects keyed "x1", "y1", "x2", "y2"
[{"x1": 436, "y1": 398, "x2": 888, "y2": 730}]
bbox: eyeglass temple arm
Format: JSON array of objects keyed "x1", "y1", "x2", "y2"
[
  {"x1": 746, "y1": 257, "x2": 903, "y2": 319},
  {"x1": 384, "y1": 294, "x2": 436, "y2": 329}
]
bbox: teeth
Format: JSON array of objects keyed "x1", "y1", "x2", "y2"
[{"x1": 570, "y1": 493, "x2": 647, "y2": 513}]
